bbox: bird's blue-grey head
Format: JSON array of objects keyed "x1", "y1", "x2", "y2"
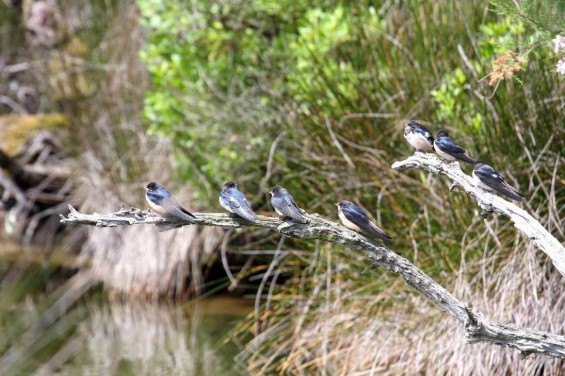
[
  {"x1": 405, "y1": 120, "x2": 417, "y2": 134},
  {"x1": 146, "y1": 182, "x2": 161, "y2": 192},
  {"x1": 436, "y1": 129, "x2": 449, "y2": 138},
  {"x1": 270, "y1": 186, "x2": 286, "y2": 197},
  {"x1": 145, "y1": 182, "x2": 170, "y2": 199},
  {"x1": 406, "y1": 120, "x2": 422, "y2": 129},
  {"x1": 336, "y1": 199, "x2": 354, "y2": 208},
  {"x1": 223, "y1": 181, "x2": 237, "y2": 190}
]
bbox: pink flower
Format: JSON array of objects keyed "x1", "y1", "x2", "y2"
[
  {"x1": 552, "y1": 35, "x2": 565, "y2": 54},
  {"x1": 557, "y1": 59, "x2": 565, "y2": 75}
]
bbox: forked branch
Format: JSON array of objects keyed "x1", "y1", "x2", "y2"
[
  {"x1": 61, "y1": 205, "x2": 565, "y2": 359},
  {"x1": 392, "y1": 153, "x2": 565, "y2": 276}
]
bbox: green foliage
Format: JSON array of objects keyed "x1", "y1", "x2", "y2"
[
  {"x1": 479, "y1": 19, "x2": 527, "y2": 58},
  {"x1": 430, "y1": 18, "x2": 527, "y2": 131},
  {"x1": 486, "y1": 0, "x2": 565, "y2": 77},
  {"x1": 489, "y1": 0, "x2": 564, "y2": 35},
  {"x1": 138, "y1": 0, "x2": 290, "y2": 198}
]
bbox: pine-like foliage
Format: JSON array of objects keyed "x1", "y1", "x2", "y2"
[{"x1": 490, "y1": 0, "x2": 564, "y2": 35}]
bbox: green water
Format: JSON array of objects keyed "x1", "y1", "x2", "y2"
[
  {"x1": 0, "y1": 260, "x2": 252, "y2": 376},
  {"x1": 58, "y1": 298, "x2": 250, "y2": 376}
]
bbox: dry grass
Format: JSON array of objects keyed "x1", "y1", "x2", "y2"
[{"x1": 236, "y1": 225, "x2": 565, "y2": 374}]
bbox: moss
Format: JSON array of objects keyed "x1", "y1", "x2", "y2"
[{"x1": 0, "y1": 114, "x2": 69, "y2": 154}]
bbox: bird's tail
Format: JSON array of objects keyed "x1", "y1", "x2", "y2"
[
  {"x1": 368, "y1": 223, "x2": 393, "y2": 244},
  {"x1": 458, "y1": 153, "x2": 477, "y2": 165},
  {"x1": 500, "y1": 182, "x2": 525, "y2": 202},
  {"x1": 178, "y1": 212, "x2": 198, "y2": 223},
  {"x1": 380, "y1": 232, "x2": 393, "y2": 244},
  {"x1": 237, "y1": 208, "x2": 258, "y2": 223}
]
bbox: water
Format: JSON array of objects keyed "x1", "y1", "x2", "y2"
[
  {"x1": 56, "y1": 297, "x2": 251, "y2": 376},
  {"x1": 0, "y1": 253, "x2": 253, "y2": 376}
]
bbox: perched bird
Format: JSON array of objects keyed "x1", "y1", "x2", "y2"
[
  {"x1": 336, "y1": 200, "x2": 392, "y2": 243},
  {"x1": 219, "y1": 181, "x2": 258, "y2": 222},
  {"x1": 404, "y1": 121, "x2": 435, "y2": 152},
  {"x1": 472, "y1": 161, "x2": 525, "y2": 202},
  {"x1": 145, "y1": 182, "x2": 197, "y2": 223},
  {"x1": 269, "y1": 186, "x2": 308, "y2": 223},
  {"x1": 433, "y1": 129, "x2": 476, "y2": 164}
]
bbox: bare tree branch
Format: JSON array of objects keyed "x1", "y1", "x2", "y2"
[
  {"x1": 61, "y1": 205, "x2": 565, "y2": 359},
  {"x1": 392, "y1": 152, "x2": 565, "y2": 276}
]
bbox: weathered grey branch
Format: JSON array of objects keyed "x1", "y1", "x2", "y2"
[
  {"x1": 61, "y1": 205, "x2": 565, "y2": 359},
  {"x1": 392, "y1": 152, "x2": 565, "y2": 276}
]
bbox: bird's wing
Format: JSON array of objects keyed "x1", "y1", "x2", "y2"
[
  {"x1": 343, "y1": 206, "x2": 391, "y2": 242},
  {"x1": 285, "y1": 195, "x2": 307, "y2": 220},
  {"x1": 220, "y1": 190, "x2": 241, "y2": 210},
  {"x1": 226, "y1": 189, "x2": 257, "y2": 221},
  {"x1": 456, "y1": 153, "x2": 477, "y2": 164},
  {"x1": 475, "y1": 166, "x2": 524, "y2": 201},
  {"x1": 287, "y1": 195, "x2": 305, "y2": 214},
  {"x1": 416, "y1": 127, "x2": 434, "y2": 143},
  {"x1": 161, "y1": 197, "x2": 196, "y2": 221},
  {"x1": 275, "y1": 195, "x2": 306, "y2": 222},
  {"x1": 436, "y1": 138, "x2": 466, "y2": 154},
  {"x1": 498, "y1": 182, "x2": 525, "y2": 201}
]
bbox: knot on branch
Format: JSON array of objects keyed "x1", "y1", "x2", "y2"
[
  {"x1": 463, "y1": 307, "x2": 483, "y2": 341},
  {"x1": 114, "y1": 205, "x2": 149, "y2": 220}
]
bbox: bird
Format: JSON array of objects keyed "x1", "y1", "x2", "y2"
[
  {"x1": 145, "y1": 182, "x2": 197, "y2": 223},
  {"x1": 472, "y1": 161, "x2": 525, "y2": 202},
  {"x1": 433, "y1": 129, "x2": 476, "y2": 164},
  {"x1": 336, "y1": 200, "x2": 392, "y2": 243},
  {"x1": 269, "y1": 186, "x2": 308, "y2": 223},
  {"x1": 219, "y1": 181, "x2": 258, "y2": 222},
  {"x1": 403, "y1": 121, "x2": 435, "y2": 152}
]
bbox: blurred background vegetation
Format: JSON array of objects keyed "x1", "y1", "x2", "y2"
[{"x1": 0, "y1": 0, "x2": 563, "y2": 374}]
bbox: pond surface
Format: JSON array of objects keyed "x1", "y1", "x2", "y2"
[
  {"x1": 57, "y1": 296, "x2": 252, "y2": 376},
  {"x1": 0, "y1": 246, "x2": 253, "y2": 376}
]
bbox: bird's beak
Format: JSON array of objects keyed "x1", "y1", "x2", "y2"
[{"x1": 269, "y1": 191, "x2": 273, "y2": 196}]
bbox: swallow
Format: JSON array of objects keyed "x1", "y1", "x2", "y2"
[
  {"x1": 433, "y1": 129, "x2": 476, "y2": 164},
  {"x1": 145, "y1": 182, "x2": 197, "y2": 223},
  {"x1": 219, "y1": 181, "x2": 258, "y2": 222},
  {"x1": 472, "y1": 161, "x2": 525, "y2": 202},
  {"x1": 336, "y1": 200, "x2": 392, "y2": 243},
  {"x1": 269, "y1": 186, "x2": 308, "y2": 223},
  {"x1": 404, "y1": 121, "x2": 435, "y2": 152}
]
